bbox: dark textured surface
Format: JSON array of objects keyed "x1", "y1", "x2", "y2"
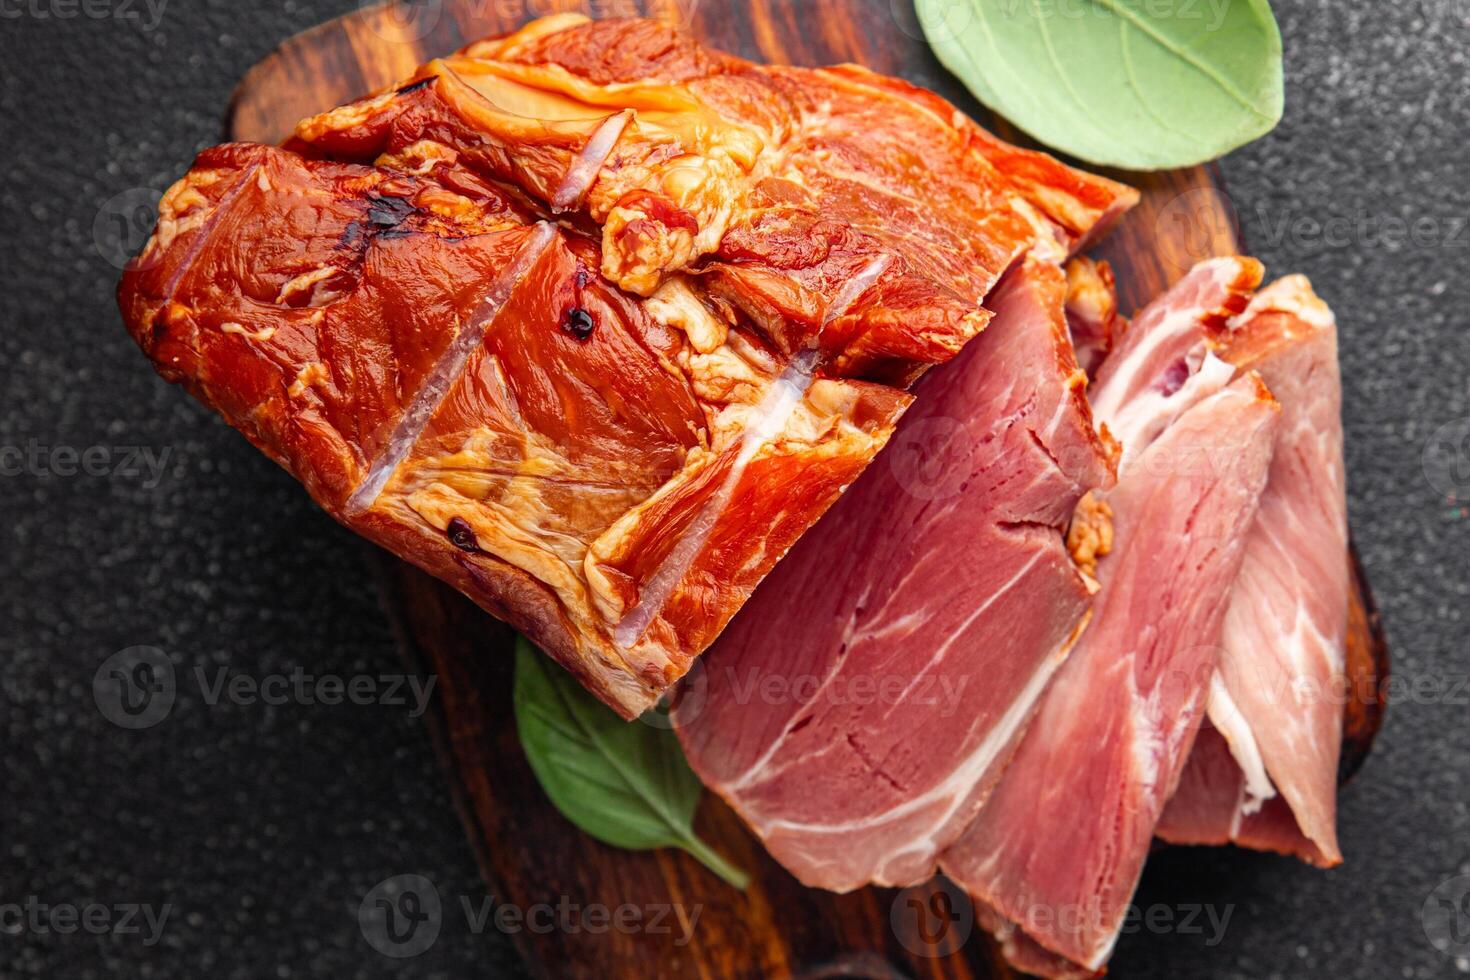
[{"x1": 1, "y1": 1, "x2": 1466, "y2": 977}]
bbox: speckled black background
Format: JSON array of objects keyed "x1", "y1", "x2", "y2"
[{"x1": 1, "y1": 0, "x2": 1467, "y2": 977}]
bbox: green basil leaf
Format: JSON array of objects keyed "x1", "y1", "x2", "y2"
[
  {"x1": 916, "y1": 0, "x2": 1283, "y2": 168},
  {"x1": 513, "y1": 637, "x2": 749, "y2": 890}
]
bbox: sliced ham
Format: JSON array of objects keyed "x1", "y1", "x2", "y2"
[
  {"x1": 944, "y1": 374, "x2": 1279, "y2": 974},
  {"x1": 1157, "y1": 726, "x2": 1336, "y2": 867},
  {"x1": 1157, "y1": 276, "x2": 1348, "y2": 867},
  {"x1": 675, "y1": 255, "x2": 1115, "y2": 890},
  {"x1": 940, "y1": 258, "x2": 1276, "y2": 975}
]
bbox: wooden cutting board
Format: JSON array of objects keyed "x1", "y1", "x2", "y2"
[{"x1": 226, "y1": 3, "x2": 1390, "y2": 977}]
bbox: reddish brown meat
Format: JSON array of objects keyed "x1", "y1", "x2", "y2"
[{"x1": 118, "y1": 15, "x2": 1136, "y2": 716}]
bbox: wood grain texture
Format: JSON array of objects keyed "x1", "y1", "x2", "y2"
[{"x1": 227, "y1": 2, "x2": 1390, "y2": 976}]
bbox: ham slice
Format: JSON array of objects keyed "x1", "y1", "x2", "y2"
[
  {"x1": 944, "y1": 374, "x2": 1279, "y2": 975},
  {"x1": 1157, "y1": 727, "x2": 1337, "y2": 867},
  {"x1": 676, "y1": 255, "x2": 1115, "y2": 890},
  {"x1": 940, "y1": 258, "x2": 1277, "y2": 975},
  {"x1": 1156, "y1": 276, "x2": 1348, "y2": 867}
]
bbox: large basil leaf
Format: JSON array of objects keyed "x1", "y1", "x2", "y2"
[
  {"x1": 916, "y1": 0, "x2": 1283, "y2": 168},
  {"x1": 513, "y1": 638, "x2": 749, "y2": 889}
]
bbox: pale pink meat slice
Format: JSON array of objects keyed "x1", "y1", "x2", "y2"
[{"x1": 1157, "y1": 275, "x2": 1347, "y2": 867}]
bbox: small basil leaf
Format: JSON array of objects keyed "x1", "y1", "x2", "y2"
[
  {"x1": 513, "y1": 637, "x2": 749, "y2": 890},
  {"x1": 917, "y1": 0, "x2": 1284, "y2": 169}
]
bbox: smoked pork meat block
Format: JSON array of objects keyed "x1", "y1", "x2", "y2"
[{"x1": 117, "y1": 15, "x2": 1135, "y2": 716}]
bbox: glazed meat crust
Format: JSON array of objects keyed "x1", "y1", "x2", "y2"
[{"x1": 119, "y1": 15, "x2": 1136, "y2": 716}]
